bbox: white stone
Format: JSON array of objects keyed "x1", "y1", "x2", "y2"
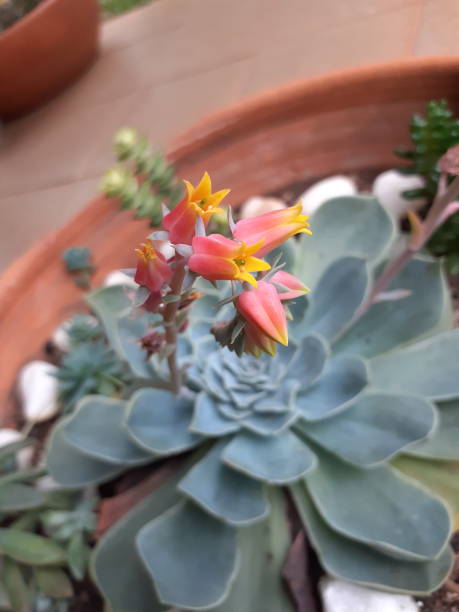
[
  {"x1": 299, "y1": 176, "x2": 357, "y2": 216},
  {"x1": 239, "y1": 196, "x2": 287, "y2": 219},
  {"x1": 103, "y1": 269, "x2": 138, "y2": 289},
  {"x1": 51, "y1": 314, "x2": 98, "y2": 352},
  {"x1": 18, "y1": 361, "x2": 59, "y2": 423},
  {"x1": 372, "y1": 170, "x2": 426, "y2": 218},
  {"x1": 321, "y1": 578, "x2": 418, "y2": 612},
  {"x1": 16, "y1": 446, "x2": 34, "y2": 470},
  {"x1": 0, "y1": 428, "x2": 23, "y2": 448},
  {"x1": 35, "y1": 475, "x2": 60, "y2": 491}
]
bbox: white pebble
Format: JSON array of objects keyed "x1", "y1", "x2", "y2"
[
  {"x1": 18, "y1": 361, "x2": 59, "y2": 423},
  {"x1": 321, "y1": 578, "x2": 418, "y2": 612},
  {"x1": 35, "y1": 475, "x2": 60, "y2": 491},
  {"x1": 0, "y1": 428, "x2": 23, "y2": 448},
  {"x1": 52, "y1": 315, "x2": 98, "y2": 352},
  {"x1": 299, "y1": 176, "x2": 357, "y2": 216},
  {"x1": 103, "y1": 270, "x2": 138, "y2": 289},
  {"x1": 372, "y1": 170, "x2": 426, "y2": 218},
  {"x1": 239, "y1": 196, "x2": 286, "y2": 219}
]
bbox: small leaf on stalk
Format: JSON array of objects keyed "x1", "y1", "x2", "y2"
[
  {"x1": 0, "y1": 529, "x2": 67, "y2": 566},
  {"x1": 3, "y1": 557, "x2": 30, "y2": 612}
]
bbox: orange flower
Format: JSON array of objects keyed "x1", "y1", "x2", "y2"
[
  {"x1": 134, "y1": 239, "x2": 172, "y2": 292},
  {"x1": 236, "y1": 281, "x2": 288, "y2": 347},
  {"x1": 163, "y1": 172, "x2": 230, "y2": 245},
  {"x1": 233, "y1": 203, "x2": 311, "y2": 257},
  {"x1": 189, "y1": 234, "x2": 270, "y2": 287},
  {"x1": 270, "y1": 270, "x2": 310, "y2": 301}
]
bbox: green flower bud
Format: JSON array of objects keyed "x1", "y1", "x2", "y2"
[{"x1": 114, "y1": 127, "x2": 139, "y2": 160}]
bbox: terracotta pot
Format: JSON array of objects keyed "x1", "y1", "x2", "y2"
[
  {"x1": 0, "y1": 0, "x2": 99, "y2": 120},
  {"x1": 1, "y1": 56, "x2": 459, "y2": 423}
]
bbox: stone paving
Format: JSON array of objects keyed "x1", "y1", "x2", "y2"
[{"x1": 0, "y1": 0, "x2": 458, "y2": 269}]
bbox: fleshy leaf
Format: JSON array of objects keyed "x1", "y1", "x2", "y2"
[
  {"x1": 299, "y1": 392, "x2": 437, "y2": 466},
  {"x1": 334, "y1": 257, "x2": 445, "y2": 358},
  {"x1": 211, "y1": 487, "x2": 295, "y2": 611},
  {"x1": 46, "y1": 418, "x2": 122, "y2": 488},
  {"x1": 0, "y1": 528, "x2": 67, "y2": 565},
  {"x1": 295, "y1": 196, "x2": 394, "y2": 288},
  {"x1": 223, "y1": 429, "x2": 316, "y2": 484},
  {"x1": 305, "y1": 449, "x2": 452, "y2": 561},
  {"x1": 117, "y1": 315, "x2": 153, "y2": 378},
  {"x1": 190, "y1": 393, "x2": 240, "y2": 437},
  {"x1": 392, "y1": 455, "x2": 459, "y2": 529},
  {"x1": 92, "y1": 464, "x2": 187, "y2": 612},
  {"x1": 63, "y1": 396, "x2": 153, "y2": 465},
  {"x1": 86, "y1": 285, "x2": 131, "y2": 351},
  {"x1": 297, "y1": 355, "x2": 368, "y2": 421},
  {"x1": 405, "y1": 399, "x2": 459, "y2": 460},
  {"x1": 291, "y1": 481, "x2": 454, "y2": 595},
  {"x1": 286, "y1": 334, "x2": 328, "y2": 389},
  {"x1": 0, "y1": 483, "x2": 45, "y2": 512},
  {"x1": 302, "y1": 257, "x2": 369, "y2": 341},
  {"x1": 242, "y1": 408, "x2": 299, "y2": 436},
  {"x1": 178, "y1": 441, "x2": 269, "y2": 525},
  {"x1": 136, "y1": 500, "x2": 239, "y2": 609},
  {"x1": 369, "y1": 330, "x2": 459, "y2": 400},
  {"x1": 126, "y1": 389, "x2": 202, "y2": 455}
]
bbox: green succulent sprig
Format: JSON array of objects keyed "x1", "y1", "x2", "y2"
[{"x1": 100, "y1": 128, "x2": 183, "y2": 227}]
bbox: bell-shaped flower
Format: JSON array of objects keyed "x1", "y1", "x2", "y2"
[
  {"x1": 134, "y1": 239, "x2": 172, "y2": 292},
  {"x1": 189, "y1": 235, "x2": 270, "y2": 287},
  {"x1": 233, "y1": 202, "x2": 312, "y2": 257},
  {"x1": 243, "y1": 322, "x2": 277, "y2": 357},
  {"x1": 163, "y1": 172, "x2": 230, "y2": 245},
  {"x1": 270, "y1": 270, "x2": 310, "y2": 300},
  {"x1": 236, "y1": 281, "x2": 288, "y2": 346}
]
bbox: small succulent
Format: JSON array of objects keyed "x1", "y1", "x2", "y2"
[
  {"x1": 45, "y1": 194, "x2": 459, "y2": 611},
  {"x1": 55, "y1": 341, "x2": 131, "y2": 411},
  {"x1": 0, "y1": 440, "x2": 96, "y2": 611},
  {"x1": 62, "y1": 247, "x2": 95, "y2": 289}
]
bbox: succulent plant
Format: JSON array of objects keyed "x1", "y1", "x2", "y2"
[{"x1": 45, "y1": 195, "x2": 459, "y2": 611}]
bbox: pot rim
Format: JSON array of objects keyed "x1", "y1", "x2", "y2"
[
  {"x1": 2, "y1": 55, "x2": 459, "y2": 314},
  {"x1": 0, "y1": 0, "x2": 95, "y2": 41}
]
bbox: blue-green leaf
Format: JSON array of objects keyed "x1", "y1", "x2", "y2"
[
  {"x1": 334, "y1": 257, "x2": 445, "y2": 358},
  {"x1": 46, "y1": 418, "x2": 122, "y2": 488},
  {"x1": 92, "y1": 464, "x2": 187, "y2": 612},
  {"x1": 136, "y1": 501, "x2": 239, "y2": 609},
  {"x1": 299, "y1": 392, "x2": 437, "y2": 466},
  {"x1": 305, "y1": 449, "x2": 452, "y2": 561},
  {"x1": 126, "y1": 388, "x2": 202, "y2": 455},
  {"x1": 406, "y1": 399, "x2": 459, "y2": 460},
  {"x1": 222, "y1": 429, "x2": 316, "y2": 484},
  {"x1": 178, "y1": 441, "x2": 269, "y2": 525},
  {"x1": 286, "y1": 334, "x2": 328, "y2": 388},
  {"x1": 297, "y1": 355, "x2": 368, "y2": 421},
  {"x1": 291, "y1": 482, "x2": 453, "y2": 595},
  {"x1": 86, "y1": 285, "x2": 131, "y2": 351},
  {"x1": 63, "y1": 396, "x2": 153, "y2": 465},
  {"x1": 369, "y1": 330, "x2": 459, "y2": 400},
  {"x1": 190, "y1": 393, "x2": 240, "y2": 437},
  {"x1": 302, "y1": 257, "x2": 369, "y2": 341},
  {"x1": 212, "y1": 487, "x2": 295, "y2": 611},
  {"x1": 295, "y1": 196, "x2": 394, "y2": 287}
]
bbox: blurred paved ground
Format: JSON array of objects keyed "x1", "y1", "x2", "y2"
[{"x1": 1, "y1": 0, "x2": 459, "y2": 270}]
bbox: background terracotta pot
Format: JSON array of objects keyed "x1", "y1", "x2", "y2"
[
  {"x1": 1, "y1": 56, "x2": 459, "y2": 423},
  {"x1": 0, "y1": 0, "x2": 99, "y2": 120}
]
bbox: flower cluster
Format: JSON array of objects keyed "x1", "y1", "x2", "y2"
[{"x1": 133, "y1": 172, "x2": 311, "y2": 357}]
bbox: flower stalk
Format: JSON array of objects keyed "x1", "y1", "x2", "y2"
[{"x1": 360, "y1": 163, "x2": 459, "y2": 314}]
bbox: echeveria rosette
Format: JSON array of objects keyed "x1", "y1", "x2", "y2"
[{"x1": 46, "y1": 195, "x2": 459, "y2": 612}]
